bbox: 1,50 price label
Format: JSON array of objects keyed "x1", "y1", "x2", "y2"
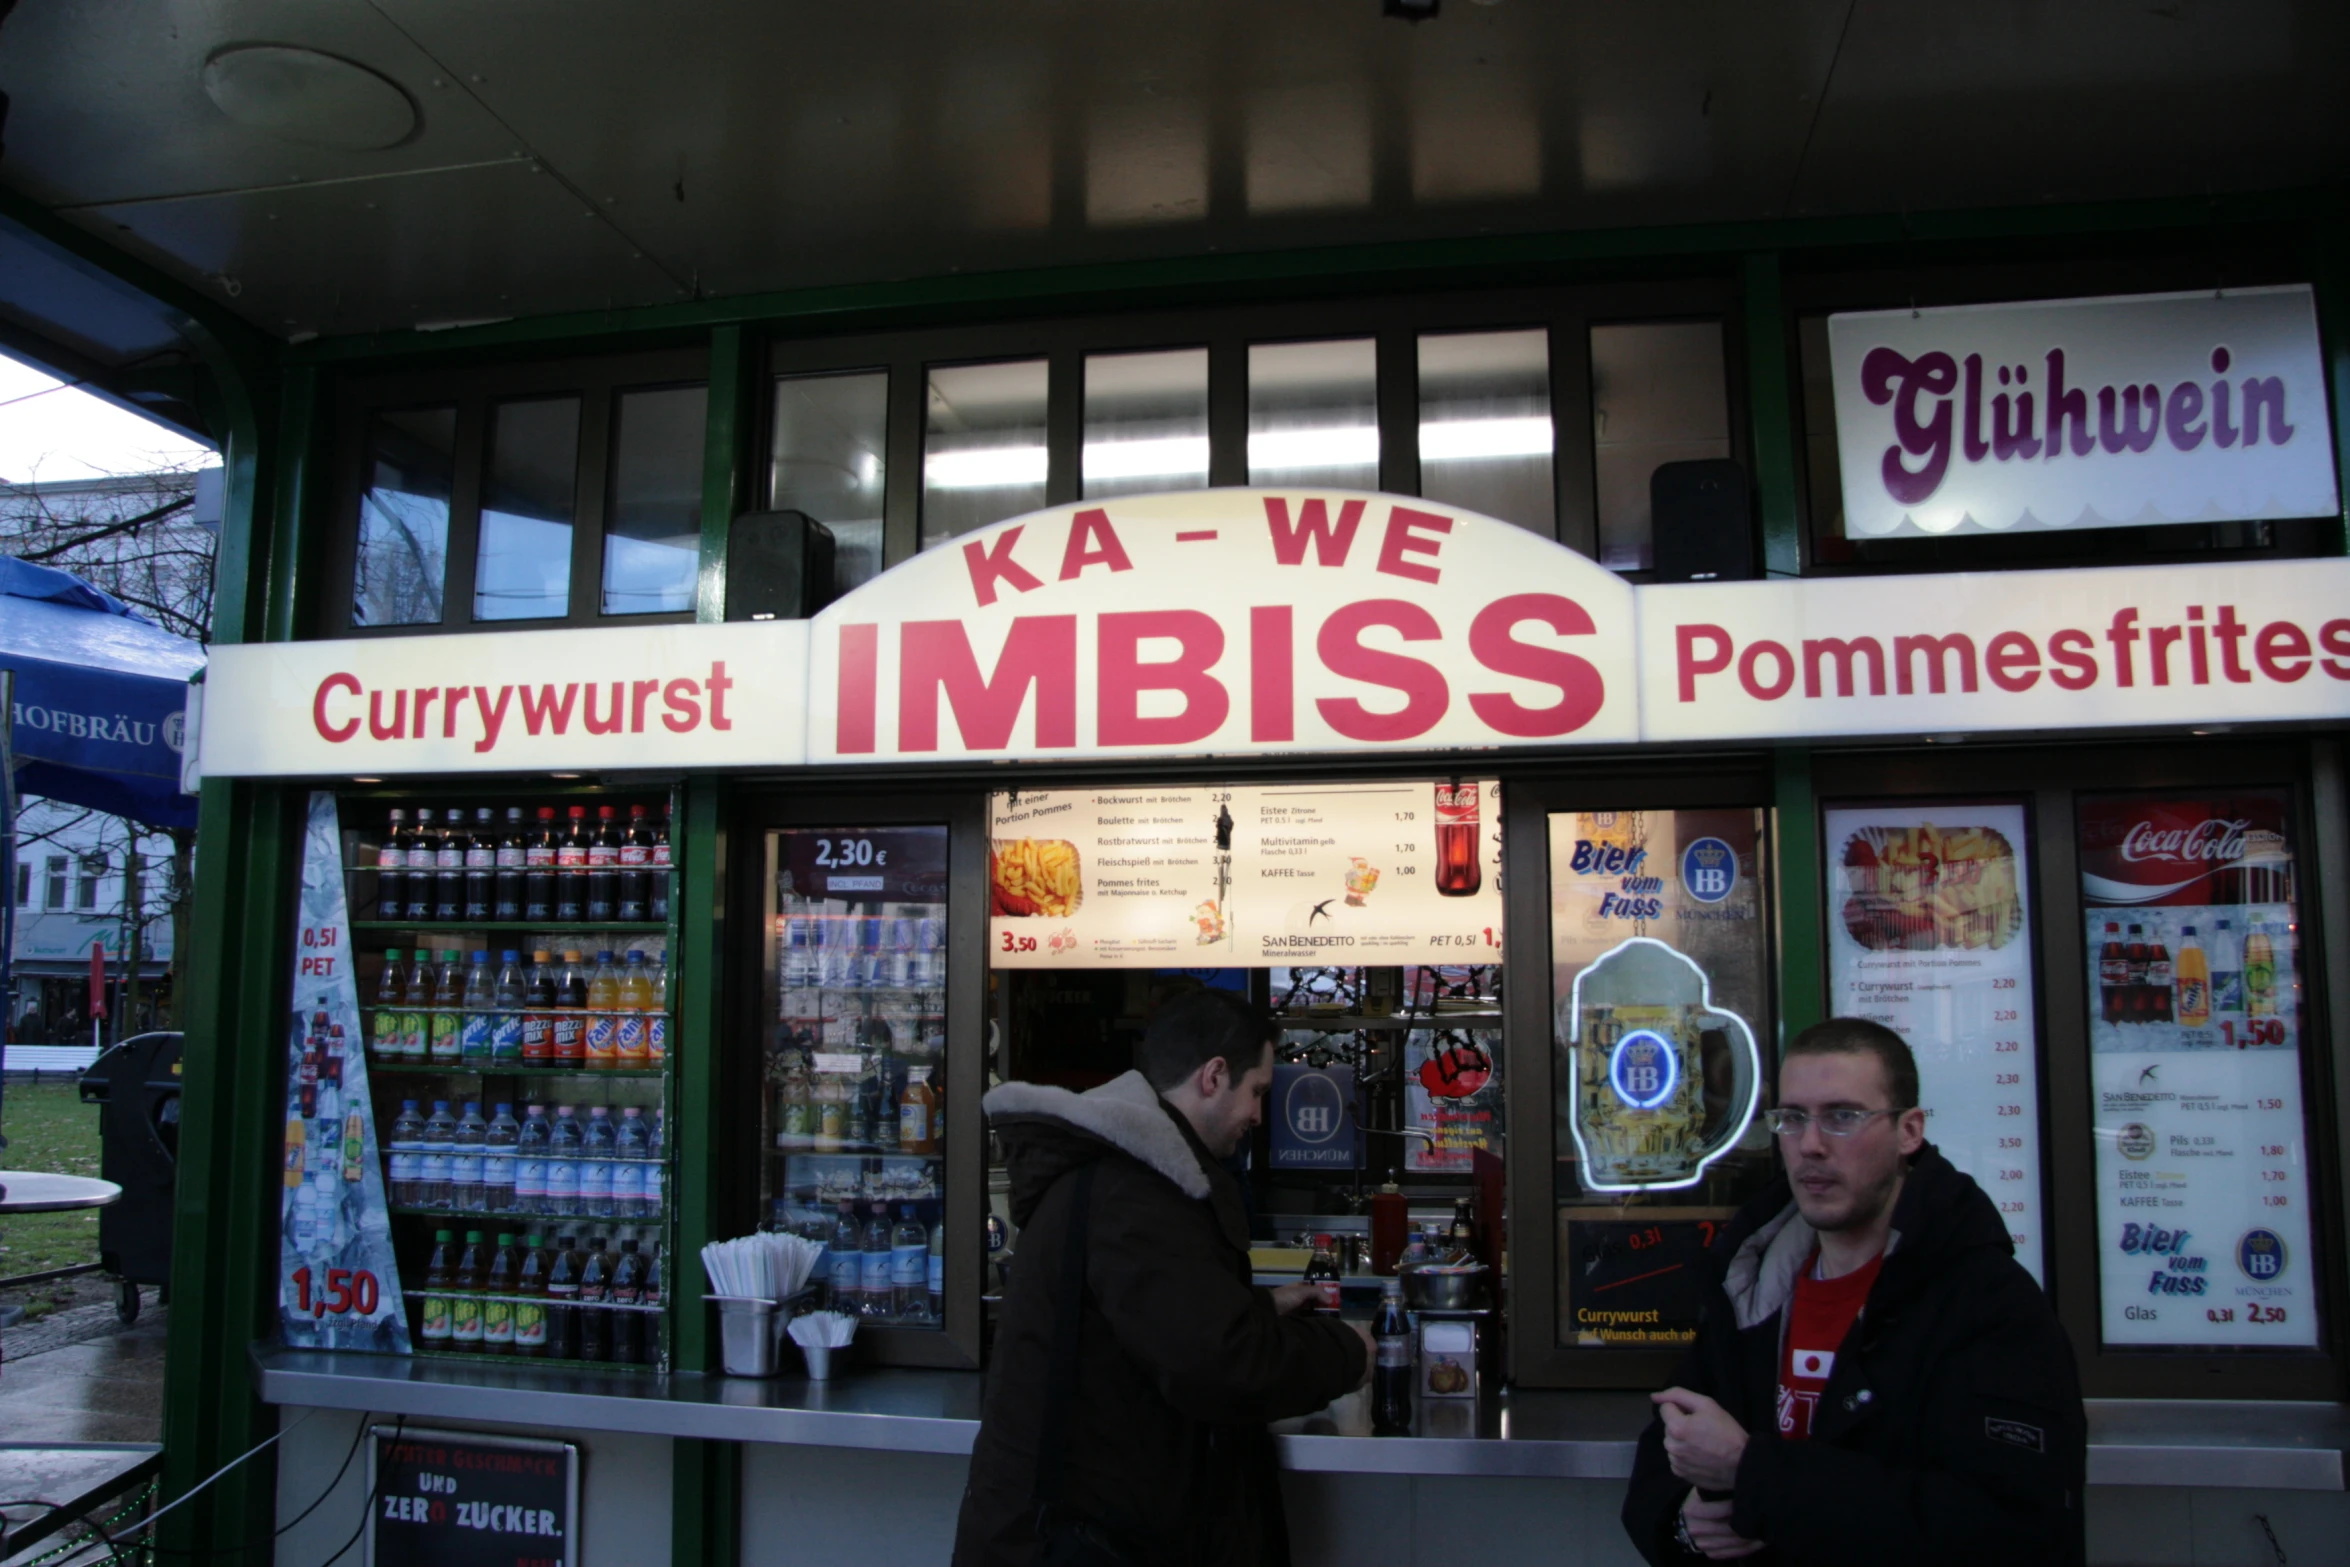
[{"x1": 292, "y1": 1265, "x2": 380, "y2": 1317}]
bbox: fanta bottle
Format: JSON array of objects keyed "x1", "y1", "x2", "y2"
[
  {"x1": 584, "y1": 951, "x2": 620, "y2": 1069},
  {"x1": 615, "y1": 950, "x2": 651, "y2": 1065}
]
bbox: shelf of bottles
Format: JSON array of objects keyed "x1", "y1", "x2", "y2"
[
  {"x1": 342, "y1": 790, "x2": 680, "y2": 1372},
  {"x1": 762, "y1": 825, "x2": 950, "y2": 1332}
]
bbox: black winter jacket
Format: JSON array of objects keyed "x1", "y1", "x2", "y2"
[
  {"x1": 953, "y1": 1072, "x2": 1366, "y2": 1567},
  {"x1": 1622, "y1": 1144, "x2": 2086, "y2": 1567}
]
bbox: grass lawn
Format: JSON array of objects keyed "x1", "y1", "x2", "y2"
[{"x1": 2, "y1": 1079, "x2": 107, "y2": 1311}]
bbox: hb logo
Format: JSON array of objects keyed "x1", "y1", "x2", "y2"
[{"x1": 1681, "y1": 838, "x2": 1737, "y2": 905}]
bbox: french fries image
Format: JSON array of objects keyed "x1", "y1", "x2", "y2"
[{"x1": 991, "y1": 838, "x2": 1083, "y2": 918}]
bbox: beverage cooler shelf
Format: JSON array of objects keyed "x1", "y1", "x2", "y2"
[
  {"x1": 371, "y1": 1061, "x2": 669, "y2": 1080},
  {"x1": 352, "y1": 921, "x2": 671, "y2": 934}
]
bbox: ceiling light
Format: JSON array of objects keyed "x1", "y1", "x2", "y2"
[
  {"x1": 1083, "y1": 436, "x2": 1211, "y2": 483},
  {"x1": 202, "y1": 45, "x2": 418, "y2": 151},
  {"x1": 926, "y1": 446, "x2": 1049, "y2": 491},
  {"x1": 1248, "y1": 426, "x2": 1380, "y2": 472},
  {"x1": 1420, "y1": 417, "x2": 1553, "y2": 461}
]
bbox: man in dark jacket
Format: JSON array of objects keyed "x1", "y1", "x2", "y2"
[
  {"x1": 954, "y1": 990, "x2": 1368, "y2": 1567},
  {"x1": 1623, "y1": 1017, "x2": 2086, "y2": 1565}
]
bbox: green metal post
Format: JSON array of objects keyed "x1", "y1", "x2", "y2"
[
  {"x1": 1742, "y1": 252, "x2": 1803, "y2": 579},
  {"x1": 697, "y1": 324, "x2": 758, "y2": 623},
  {"x1": 1773, "y1": 746, "x2": 1825, "y2": 1052},
  {"x1": 2312, "y1": 219, "x2": 2350, "y2": 555}
]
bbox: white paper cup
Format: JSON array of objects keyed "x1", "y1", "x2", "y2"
[{"x1": 802, "y1": 1343, "x2": 833, "y2": 1381}]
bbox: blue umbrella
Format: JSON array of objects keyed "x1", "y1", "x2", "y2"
[{"x1": 0, "y1": 555, "x2": 202, "y2": 830}]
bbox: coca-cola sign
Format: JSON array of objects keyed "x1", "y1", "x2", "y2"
[
  {"x1": 1830, "y1": 287, "x2": 2336, "y2": 539},
  {"x1": 2080, "y1": 793, "x2": 2291, "y2": 908}
]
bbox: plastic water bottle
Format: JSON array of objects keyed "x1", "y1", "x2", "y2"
[
  {"x1": 515, "y1": 1106, "x2": 551, "y2": 1215},
  {"x1": 420, "y1": 1100, "x2": 457, "y2": 1210},
  {"x1": 613, "y1": 1107, "x2": 649, "y2": 1218},
  {"x1": 829, "y1": 1203, "x2": 862, "y2": 1311},
  {"x1": 546, "y1": 1106, "x2": 583, "y2": 1217},
  {"x1": 460, "y1": 952, "x2": 495, "y2": 1063},
  {"x1": 892, "y1": 1205, "x2": 928, "y2": 1319},
  {"x1": 483, "y1": 1103, "x2": 520, "y2": 1212},
  {"x1": 581, "y1": 1106, "x2": 617, "y2": 1217},
  {"x1": 927, "y1": 1220, "x2": 945, "y2": 1323},
  {"x1": 641, "y1": 1160, "x2": 663, "y2": 1219},
  {"x1": 451, "y1": 1102, "x2": 488, "y2": 1213},
  {"x1": 648, "y1": 1108, "x2": 665, "y2": 1161},
  {"x1": 388, "y1": 1100, "x2": 425, "y2": 1206},
  {"x1": 491, "y1": 951, "x2": 525, "y2": 1063},
  {"x1": 860, "y1": 1204, "x2": 893, "y2": 1318}
]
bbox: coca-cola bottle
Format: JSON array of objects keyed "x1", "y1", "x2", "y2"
[
  {"x1": 617, "y1": 804, "x2": 652, "y2": 922},
  {"x1": 1434, "y1": 783, "x2": 1481, "y2": 898},
  {"x1": 433, "y1": 808, "x2": 466, "y2": 923},
  {"x1": 587, "y1": 806, "x2": 621, "y2": 921},
  {"x1": 2098, "y1": 922, "x2": 2127, "y2": 1025},
  {"x1": 2124, "y1": 924, "x2": 2150, "y2": 1024},
  {"x1": 2146, "y1": 935, "x2": 2174, "y2": 1024},
  {"x1": 525, "y1": 807, "x2": 559, "y2": 922},
  {"x1": 494, "y1": 806, "x2": 527, "y2": 921},
  {"x1": 378, "y1": 808, "x2": 410, "y2": 921},
  {"x1": 464, "y1": 806, "x2": 497, "y2": 922},
  {"x1": 556, "y1": 806, "x2": 589, "y2": 922},
  {"x1": 648, "y1": 803, "x2": 672, "y2": 922},
  {"x1": 409, "y1": 808, "x2": 440, "y2": 922}
]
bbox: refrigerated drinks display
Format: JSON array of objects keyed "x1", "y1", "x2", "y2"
[
  {"x1": 761, "y1": 825, "x2": 950, "y2": 1333},
  {"x1": 308, "y1": 790, "x2": 679, "y2": 1370}
]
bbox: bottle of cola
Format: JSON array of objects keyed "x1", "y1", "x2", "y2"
[
  {"x1": 433, "y1": 808, "x2": 466, "y2": 923},
  {"x1": 464, "y1": 806, "x2": 497, "y2": 921},
  {"x1": 1434, "y1": 783, "x2": 1481, "y2": 898},
  {"x1": 494, "y1": 806, "x2": 527, "y2": 920}
]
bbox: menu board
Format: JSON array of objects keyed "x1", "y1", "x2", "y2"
[
  {"x1": 2080, "y1": 790, "x2": 2316, "y2": 1349},
  {"x1": 1825, "y1": 804, "x2": 2044, "y2": 1283},
  {"x1": 988, "y1": 781, "x2": 1503, "y2": 969}
]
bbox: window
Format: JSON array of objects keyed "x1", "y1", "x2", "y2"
[
  {"x1": 923, "y1": 359, "x2": 1049, "y2": 548},
  {"x1": 352, "y1": 407, "x2": 456, "y2": 627},
  {"x1": 1589, "y1": 322, "x2": 1730, "y2": 571},
  {"x1": 1418, "y1": 328, "x2": 1554, "y2": 534},
  {"x1": 14, "y1": 859, "x2": 27, "y2": 906},
  {"x1": 476, "y1": 397, "x2": 580, "y2": 621},
  {"x1": 1248, "y1": 338, "x2": 1378, "y2": 491},
  {"x1": 44, "y1": 855, "x2": 67, "y2": 911},
  {"x1": 1083, "y1": 348, "x2": 1209, "y2": 500},
  {"x1": 76, "y1": 853, "x2": 105, "y2": 911},
  {"x1": 770, "y1": 371, "x2": 889, "y2": 595},
  {"x1": 602, "y1": 385, "x2": 708, "y2": 616}
]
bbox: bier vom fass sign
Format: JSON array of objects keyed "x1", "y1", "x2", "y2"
[{"x1": 1829, "y1": 287, "x2": 2338, "y2": 538}]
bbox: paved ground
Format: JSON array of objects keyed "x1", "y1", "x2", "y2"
[{"x1": 0, "y1": 1287, "x2": 167, "y2": 1443}]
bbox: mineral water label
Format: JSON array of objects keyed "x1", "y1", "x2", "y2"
[
  {"x1": 580, "y1": 1161, "x2": 612, "y2": 1205},
  {"x1": 516, "y1": 1156, "x2": 546, "y2": 1201},
  {"x1": 833, "y1": 1252, "x2": 861, "y2": 1292},
  {"x1": 448, "y1": 1152, "x2": 482, "y2": 1188},
  {"x1": 484, "y1": 1297, "x2": 513, "y2": 1345},
  {"x1": 420, "y1": 1294, "x2": 451, "y2": 1341},
  {"x1": 484, "y1": 1154, "x2": 516, "y2": 1196},
  {"x1": 451, "y1": 1297, "x2": 483, "y2": 1342},
  {"x1": 515, "y1": 1300, "x2": 546, "y2": 1346},
  {"x1": 420, "y1": 1153, "x2": 451, "y2": 1191},
  {"x1": 892, "y1": 1244, "x2": 926, "y2": 1286},
  {"x1": 616, "y1": 1014, "x2": 647, "y2": 1058},
  {"x1": 612, "y1": 1163, "x2": 644, "y2": 1207},
  {"x1": 929, "y1": 1253, "x2": 943, "y2": 1291},
  {"x1": 586, "y1": 1015, "x2": 619, "y2": 1059},
  {"x1": 460, "y1": 1013, "x2": 493, "y2": 1058},
  {"x1": 642, "y1": 1166, "x2": 662, "y2": 1205},
  {"x1": 389, "y1": 1151, "x2": 419, "y2": 1187},
  {"x1": 545, "y1": 1162, "x2": 578, "y2": 1204},
  {"x1": 861, "y1": 1250, "x2": 891, "y2": 1291},
  {"x1": 491, "y1": 1012, "x2": 523, "y2": 1059}
]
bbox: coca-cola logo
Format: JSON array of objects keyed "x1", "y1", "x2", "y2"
[{"x1": 2118, "y1": 818, "x2": 2247, "y2": 865}]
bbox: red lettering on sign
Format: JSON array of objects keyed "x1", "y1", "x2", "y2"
[
  {"x1": 836, "y1": 625, "x2": 877, "y2": 753},
  {"x1": 963, "y1": 526, "x2": 1044, "y2": 607},
  {"x1": 582, "y1": 682, "x2": 624, "y2": 735},
  {"x1": 660, "y1": 678, "x2": 701, "y2": 733},
  {"x1": 1097, "y1": 610, "x2": 1229, "y2": 746},
  {"x1": 2255, "y1": 620, "x2": 2311, "y2": 682},
  {"x1": 898, "y1": 617, "x2": 1078, "y2": 752},
  {"x1": 1985, "y1": 631, "x2": 2040, "y2": 692},
  {"x1": 705, "y1": 661, "x2": 734, "y2": 730},
  {"x1": 313, "y1": 673, "x2": 360, "y2": 742},
  {"x1": 519, "y1": 683, "x2": 576, "y2": 735},
  {"x1": 411, "y1": 686, "x2": 438, "y2": 738},
  {"x1": 2048, "y1": 629, "x2": 2098, "y2": 690},
  {"x1": 1315, "y1": 600, "x2": 1447, "y2": 741},
  {"x1": 1250, "y1": 606, "x2": 1294, "y2": 743},
  {"x1": 1265, "y1": 497, "x2": 1365, "y2": 567},
  {"x1": 2320, "y1": 619, "x2": 2350, "y2": 680},
  {"x1": 1375, "y1": 506, "x2": 1453, "y2": 584},
  {"x1": 367, "y1": 687, "x2": 406, "y2": 742},
  {"x1": 1802, "y1": 637, "x2": 1886, "y2": 698},
  {"x1": 630, "y1": 678, "x2": 660, "y2": 731},
  {"x1": 1894, "y1": 633, "x2": 1979, "y2": 695},
  {"x1": 474, "y1": 685, "x2": 514, "y2": 752},
  {"x1": 1676, "y1": 624, "x2": 1733, "y2": 702},
  {"x1": 1057, "y1": 508, "x2": 1135, "y2": 581},
  {"x1": 440, "y1": 685, "x2": 471, "y2": 739},
  {"x1": 1466, "y1": 594, "x2": 1605, "y2": 737},
  {"x1": 1738, "y1": 640, "x2": 1795, "y2": 700}
]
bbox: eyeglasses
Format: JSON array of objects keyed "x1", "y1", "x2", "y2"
[{"x1": 1762, "y1": 1106, "x2": 1898, "y2": 1139}]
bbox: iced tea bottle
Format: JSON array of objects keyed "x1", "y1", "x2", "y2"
[
  {"x1": 482, "y1": 1232, "x2": 518, "y2": 1354},
  {"x1": 418, "y1": 1228, "x2": 455, "y2": 1351},
  {"x1": 450, "y1": 1230, "x2": 488, "y2": 1350},
  {"x1": 513, "y1": 1235, "x2": 550, "y2": 1357}
]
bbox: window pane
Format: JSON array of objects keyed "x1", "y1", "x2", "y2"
[
  {"x1": 1419, "y1": 328, "x2": 1553, "y2": 534},
  {"x1": 1083, "y1": 348, "x2": 1208, "y2": 500},
  {"x1": 1590, "y1": 322, "x2": 1729, "y2": 572},
  {"x1": 1249, "y1": 338, "x2": 1377, "y2": 491},
  {"x1": 2079, "y1": 789, "x2": 2319, "y2": 1350},
  {"x1": 1551, "y1": 808, "x2": 1774, "y2": 1353},
  {"x1": 923, "y1": 359, "x2": 1049, "y2": 548},
  {"x1": 602, "y1": 384, "x2": 707, "y2": 616},
  {"x1": 1797, "y1": 315, "x2": 1845, "y2": 544},
  {"x1": 353, "y1": 406, "x2": 455, "y2": 627},
  {"x1": 476, "y1": 396, "x2": 579, "y2": 622},
  {"x1": 771, "y1": 370, "x2": 888, "y2": 594},
  {"x1": 45, "y1": 855, "x2": 66, "y2": 910}
]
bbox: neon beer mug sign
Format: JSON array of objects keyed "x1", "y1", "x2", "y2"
[{"x1": 1568, "y1": 937, "x2": 1761, "y2": 1192}]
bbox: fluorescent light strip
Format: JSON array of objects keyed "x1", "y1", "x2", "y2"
[
  {"x1": 924, "y1": 416, "x2": 1551, "y2": 489},
  {"x1": 1247, "y1": 425, "x2": 1379, "y2": 471},
  {"x1": 925, "y1": 445, "x2": 1048, "y2": 490},
  {"x1": 1419, "y1": 416, "x2": 1554, "y2": 461},
  {"x1": 1082, "y1": 435, "x2": 1211, "y2": 482}
]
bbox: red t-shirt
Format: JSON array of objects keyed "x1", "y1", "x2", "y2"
[{"x1": 1774, "y1": 1249, "x2": 1884, "y2": 1441}]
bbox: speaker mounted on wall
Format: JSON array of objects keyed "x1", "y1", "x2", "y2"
[
  {"x1": 1650, "y1": 459, "x2": 1755, "y2": 583},
  {"x1": 725, "y1": 510, "x2": 837, "y2": 621}
]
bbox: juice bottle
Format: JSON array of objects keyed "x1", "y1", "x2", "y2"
[
  {"x1": 551, "y1": 950, "x2": 588, "y2": 1066},
  {"x1": 283, "y1": 1113, "x2": 306, "y2": 1189},
  {"x1": 514, "y1": 1235, "x2": 550, "y2": 1356},
  {"x1": 430, "y1": 950, "x2": 465, "y2": 1063},
  {"x1": 2244, "y1": 921, "x2": 2277, "y2": 1016},
  {"x1": 482, "y1": 1233, "x2": 518, "y2": 1354},
  {"x1": 371, "y1": 949, "x2": 405, "y2": 1061},
  {"x1": 584, "y1": 951, "x2": 621, "y2": 1069},
  {"x1": 401, "y1": 952, "x2": 431, "y2": 1061},
  {"x1": 450, "y1": 1230, "x2": 488, "y2": 1349},
  {"x1": 2175, "y1": 925, "x2": 2210, "y2": 1027},
  {"x1": 646, "y1": 955, "x2": 668, "y2": 1063},
  {"x1": 898, "y1": 1066, "x2": 939, "y2": 1155},
  {"x1": 614, "y1": 951, "x2": 651, "y2": 1065},
  {"x1": 419, "y1": 1229, "x2": 455, "y2": 1350}
]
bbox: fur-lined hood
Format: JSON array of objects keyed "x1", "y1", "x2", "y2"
[{"x1": 984, "y1": 1071, "x2": 1213, "y2": 1222}]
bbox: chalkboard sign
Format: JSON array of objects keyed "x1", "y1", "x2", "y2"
[
  {"x1": 368, "y1": 1427, "x2": 577, "y2": 1567},
  {"x1": 1558, "y1": 1207, "x2": 1732, "y2": 1349}
]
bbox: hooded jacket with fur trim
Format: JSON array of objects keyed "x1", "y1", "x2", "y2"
[{"x1": 952, "y1": 1071, "x2": 1366, "y2": 1567}]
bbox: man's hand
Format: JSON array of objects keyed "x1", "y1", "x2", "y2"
[
  {"x1": 1679, "y1": 1494, "x2": 1763, "y2": 1560},
  {"x1": 1653, "y1": 1387, "x2": 1748, "y2": 1494},
  {"x1": 1269, "y1": 1282, "x2": 1319, "y2": 1316},
  {"x1": 1346, "y1": 1321, "x2": 1374, "y2": 1389}
]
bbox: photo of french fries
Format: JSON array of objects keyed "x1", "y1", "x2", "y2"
[
  {"x1": 1840, "y1": 823, "x2": 2021, "y2": 951},
  {"x1": 990, "y1": 837, "x2": 1083, "y2": 917}
]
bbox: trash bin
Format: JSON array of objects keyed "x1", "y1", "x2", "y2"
[{"x1": 76, "y1": 1031, "x2": 182, "y2": 1323}]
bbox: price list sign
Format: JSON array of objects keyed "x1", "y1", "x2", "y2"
[
  {"x1": 1825, "y1": 804, "x2": 2044, "y2": 1283},
  {"x1": 2080, "y1": 790, "x2": 2316, "y2": 1349}
]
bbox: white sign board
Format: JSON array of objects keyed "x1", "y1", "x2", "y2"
[
  {"x1": 810, "y1": 489, "x2": 1638, "y2": 764},
  {"x1": 1829, "y1": 287, "x2": 2337, "y2": 538},
  {"x1": 200, "y1": 621, "x2": 808, "y2": 776},
  {"x1": 1640, "y1": 557, "x2": 2350, "y2": 743}
]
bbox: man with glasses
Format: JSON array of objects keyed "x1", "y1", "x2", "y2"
[{"x1": 1623, "y1": 1017, "x2": 2086, "y2": 1565}]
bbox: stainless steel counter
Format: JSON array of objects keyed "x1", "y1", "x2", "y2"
[{"x1": 251, "y1": 1348, "x2": 2347, "y2": 1489}]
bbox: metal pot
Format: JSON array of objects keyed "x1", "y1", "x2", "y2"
[{"x1": 1403, "y1": 1264, "x2": 1485, "y2": 1312}]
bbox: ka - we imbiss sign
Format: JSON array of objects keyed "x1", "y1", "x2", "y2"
[{"x1": 1829, "y1": 286, "x2": 2337, "y2": 539}]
